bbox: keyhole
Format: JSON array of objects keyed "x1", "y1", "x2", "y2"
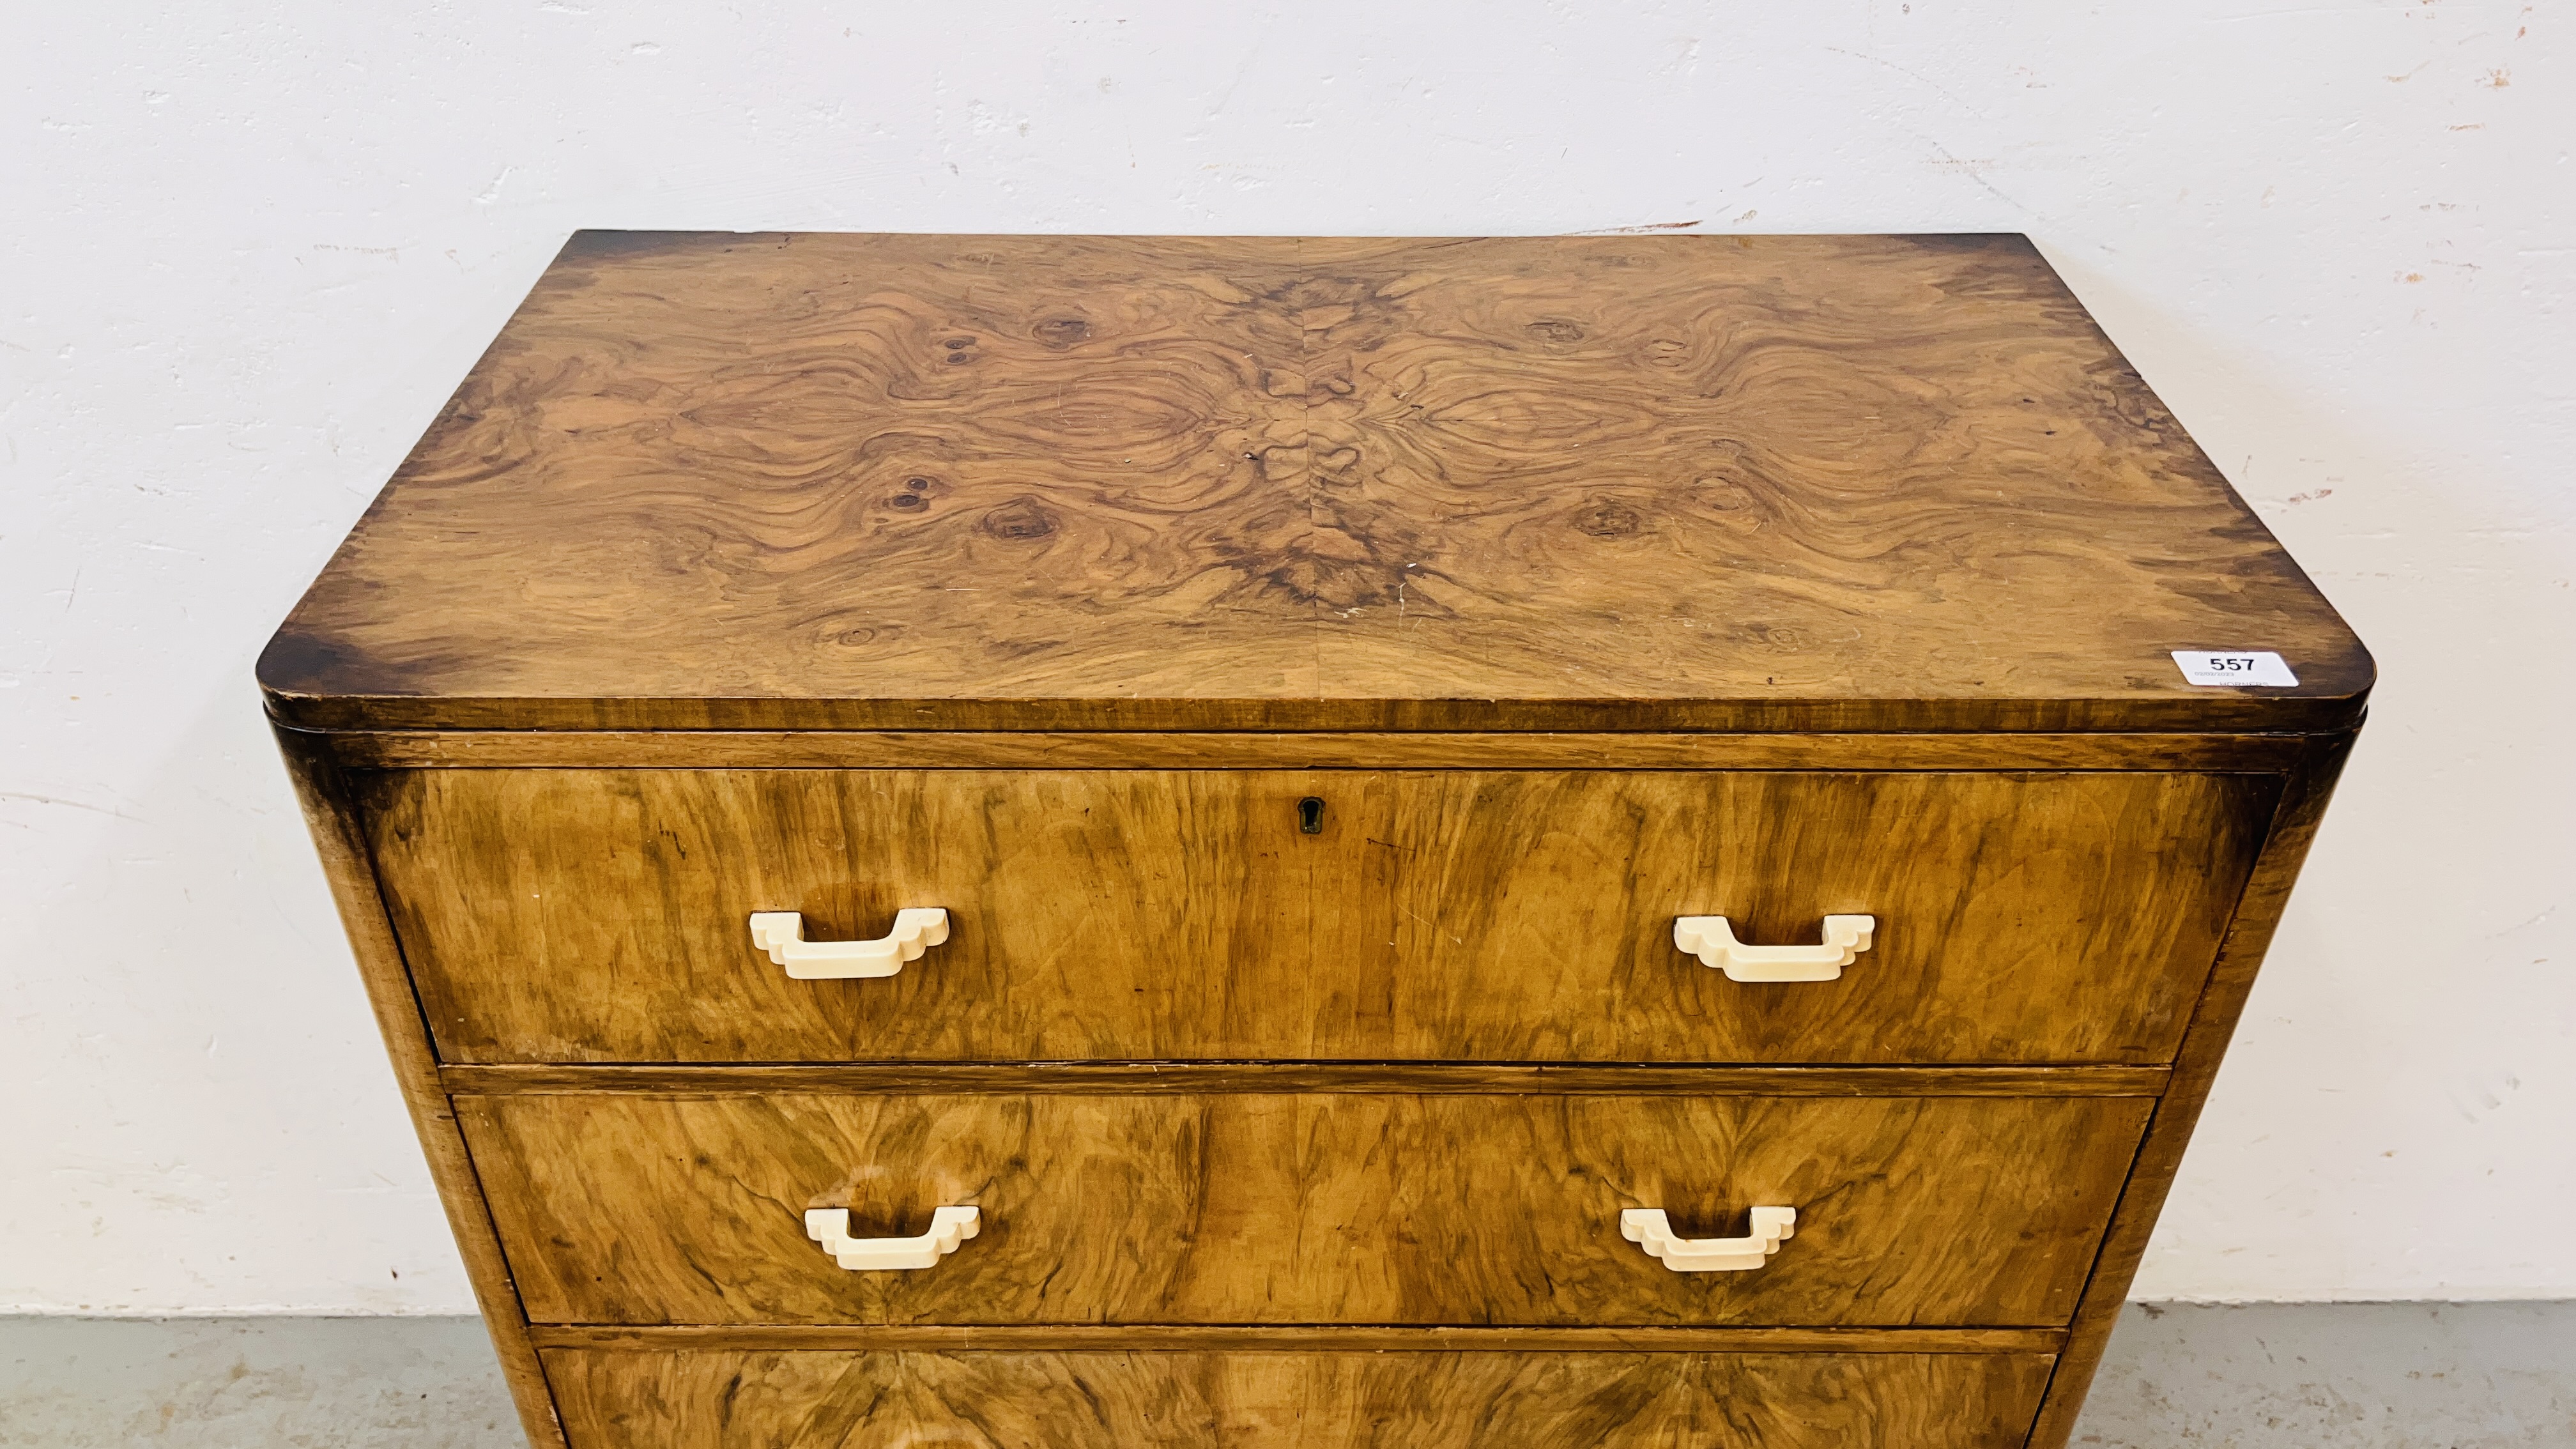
[{"x1": 1298, "y1": 797, "x2": 1325, "y2": 834}]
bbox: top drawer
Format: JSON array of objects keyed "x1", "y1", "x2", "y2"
[{"x1": 365, "y1": 768, "x2": 2274, "y2": 1065}]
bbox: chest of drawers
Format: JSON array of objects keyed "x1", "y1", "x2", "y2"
[{"x1": 264, "y1": 232, "x2": 2368, "y2": 1449}]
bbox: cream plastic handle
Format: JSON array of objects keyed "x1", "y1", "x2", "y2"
[
  {"x1": 1672, "y1": 914, "x2": 1874, "y2": 982},
  {"x1": 749, "y1": 909, "x2": 949, "y2": 979},
  {"x1": 1621, "y1": 1206, "x2": 1797, "y2": 1272},
  {"x1": 804, "y1": 1206, "x2": 979, "y2": 1271}
]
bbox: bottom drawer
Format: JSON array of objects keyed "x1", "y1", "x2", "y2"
[{"x1": 543, "y1": 1347, "x2": 2055, "y2": 1448}]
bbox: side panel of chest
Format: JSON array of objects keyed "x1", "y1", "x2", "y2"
[{"x1": 367, "y1": 767, "x2": 2274, "y2": 1065}]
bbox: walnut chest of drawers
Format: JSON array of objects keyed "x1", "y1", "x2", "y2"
[{"x1": 263, "y1": 233, "x2": 2370, "y2": 1449}]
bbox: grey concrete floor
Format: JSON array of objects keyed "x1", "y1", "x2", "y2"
[
  {"x1": 0, "y1": 1317, "x2": 515, "y2": 1449},
  {"x1": 2074, "y1": 1302, "x2": 2576, "y2": 1447},
  {"x1": 1, "y1": 1304, "x2": 2570, "y2": 1446}
]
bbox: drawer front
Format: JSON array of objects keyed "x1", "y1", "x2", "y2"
[
  {"x1": 373, "y1": 768, "x2": 2273, "y2": 1064},
  {"x1": 460, "y1": 1091, "x2": 2148, "y2": 1328},
  {"x1": 544, "y1": 1347, "x2": 2054, "y2": 1448}
]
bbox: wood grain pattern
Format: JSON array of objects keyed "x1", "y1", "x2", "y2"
[
  {"x1": 268, "y1": 730, "x2": 571, "y2": 1449},
  {"x1": 306, "y1": 726, "x2": 2311, "y2": 773},
  {"x1": 371, "y1": 767, "x2": 2273, "y2": 1066},
  {"x1": 456, "y1": 1091, "x2": 2147, "y2": 1328},
  {"x1": 542, "y1": 1347, "x2": 2055, "y2": 1448},
  {"x1": 2021, "y1": 728, "x2": 2358, "y2": 1448},
  {"x1": 440, "y1": 1062, "x2": 2171, "y2": 1098},
  {"x1": 528, "y1": 1324, "x2": 2061, "y2": 1354},
  {"x1": 259, "y1": 231, "x2": 2370, "y2": 735},
  {"x1": 259, "y1": 231, "x2": 2373, "y2": 1446}
]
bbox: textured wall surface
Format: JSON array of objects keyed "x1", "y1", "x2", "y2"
[{"x1": 2, "y1": 2, "x2": 2569, "y2": 1313}]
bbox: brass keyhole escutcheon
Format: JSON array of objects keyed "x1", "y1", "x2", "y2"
[{"x1": 1298, "y1": 797, "x2": 1325, "y2": 834}]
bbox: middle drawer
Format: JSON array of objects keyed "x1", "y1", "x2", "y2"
[{"x1": 457, "y1": 1090, "x2": 2149, "y2": 1328}]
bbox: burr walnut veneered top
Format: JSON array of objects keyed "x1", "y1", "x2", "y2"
[{"x1": 259, "y1": 231, "x2": 2369, "y2": 732}]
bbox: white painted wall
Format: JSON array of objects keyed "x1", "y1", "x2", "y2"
[{"x1": 3, "y1": 2, "x2": 2569, "y2": 1314}]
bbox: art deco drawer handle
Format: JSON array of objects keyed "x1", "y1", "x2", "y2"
[
  {"x1": 804, "y1": 1206, "x2": 980, "y2": 1271},
  {"x1": 1671, "y1": 914, "x2": 1874, "y2": 982},
  {"x1": 1621, "y1": 1206, "x2": 1797, "y2": 1273},
  {"x1": 749, "y1": 909, "x2": 949, "y2": 979}
]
